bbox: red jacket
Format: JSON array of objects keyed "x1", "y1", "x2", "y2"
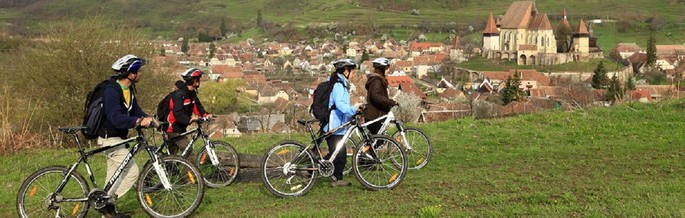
[{"x1": 166, "y1": 81, "x2": 209, "y2": 132}]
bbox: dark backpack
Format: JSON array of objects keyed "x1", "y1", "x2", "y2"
[
  {"x1": 156, "y1": 91, "x2": 175, "y2": 129},
  {"x1": 81, "y1": 80, "x2": 111, "y2": 139},
  {"x1": 310, "y1": 80, "x2": 344, "y2": 127}
]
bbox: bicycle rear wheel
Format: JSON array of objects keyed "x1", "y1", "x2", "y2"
[
  {"x1": 352, "y1": 135, "x2": 407, "y2": 190},
  {"x1": 392, "y1": 127, "x2": 432, "y2": 169},
  {"x1": 137, "y1": 156, "x2": 204, "y2": 218},
  {"x1": 196, "y1": 141, "x2": 240, "y2": 188},
  {"x1": 16, "y1": 166, "x2": 90, "y2": 218},
  {"x1": 260, "y1": 141, "x2": 316, "y2": 197}
]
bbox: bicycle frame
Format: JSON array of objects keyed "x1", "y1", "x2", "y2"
[
  {"x1": 52, "y1": 127, "x2": 171, "y2": 204},
  {"x1": 352, "y1": 110, "x2": 412, "y2": 151},
  {"x1": 301, "y1": 115, "x2": 374, "y2": 165},
  {"x1": 156, "y1": 119, "x2": 220, "y2": 165}
]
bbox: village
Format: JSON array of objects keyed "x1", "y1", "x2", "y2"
[{"x1": 151, "y1": 1, "x2": 685, "y2": 138}]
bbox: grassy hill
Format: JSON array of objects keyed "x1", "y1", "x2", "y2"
[
  {"x1": 3, "y1": 99, "x2": 685, "y2": 216},
  {"x1": 2, "y1": 0, "x2": 685, "y2": 46}
]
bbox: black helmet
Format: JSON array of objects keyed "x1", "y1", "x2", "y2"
[
  {"x1": 111, "y1": 54, "x2": 146, "y2": 77},
  {"x1": 333, "y1": 58, "x2": 357, "y2": 70},
  {"x1": 181, "y1": 68, "x2": 204, "y2": 82}
]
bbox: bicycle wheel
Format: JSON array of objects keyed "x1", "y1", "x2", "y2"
[
  {"x1": 342, "y1": 139, "x2": 357, "y2": 176},
  {"x1": 261, "y1": 141, "x2": 316, "y2": 197},
  {"x1": 392, "y1": 127, "x2": 432, "y2": 169},
  {"x1": 352, "y1": 135, "x2": 407, "y2": 190},
  {"x1": 196, "y1": 141, "x2": 240, "y2": 188},
  {"x1": 16, "y1": 166, "x2": 90, "y2": 218},
  {"x1": 137, "y1": 156, "x2": 204, "y2": 218}
]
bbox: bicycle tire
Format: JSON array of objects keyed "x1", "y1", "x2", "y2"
[
  {"x1": 352, "y1": 135, "x2": 407, "y2": 190},
  {"x1": 392, "y1": 127, "x2": 432, "y2": 169},
  {"x1": 260, "y1": 140, "x2": 316, "y2": 197},
  {"x1": 16, "y1": 166, "x2": 90, "y2": 218},
  {"x1": 136, "y1": 156, "x2": 204, "y2": 218},
  {"x1": 195, "y1": 141, "x2": 240, "y2": 188}
]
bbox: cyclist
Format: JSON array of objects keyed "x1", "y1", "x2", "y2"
[
  {"x1": 98, "y1": 54, "x2": 156, "y2": 218},
  {"x1": 364, "y1": 57, "x2": 398, "y2": 135},
  {"x1": 163, "y1": 68, "x2": 212, "y2": 158},
  {"x1": 324, "y1": 59, "x2": 359, "y2": 187}
]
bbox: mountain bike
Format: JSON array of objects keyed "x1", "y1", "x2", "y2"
[
  {"x1": 260, "y1": 110, "x2": 408, "y2": 197},
  {"x1": 155, "y1": 117, "x2": 240, "y2": 188},
  {"x1": 16, "y1": 125, "x2": 204, "y2": 218},
  {"x1": 343, "y1": 106, "x2": 432, "y2": 174}
]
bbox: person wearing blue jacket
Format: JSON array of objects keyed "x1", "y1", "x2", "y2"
[
  {"x1": 97, "y1": 54, "x2": 155, "y2": 218},
  {"x1": 323, "y1": 59, "x2": 359, "y2": 187}
]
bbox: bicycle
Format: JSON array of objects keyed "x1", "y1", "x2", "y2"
[
  {"x1": 16, "y1": 125, "x2": 204, "y2": 218},
  {"x1": 260, "y1": 110, "x2": 408, "y2": 197},
  {"x1": 154, "y1": 117, "x2": 240, "y2": 188},
  {"x1": 343, "y1": 106, "x2": 432, "y2": 174}
]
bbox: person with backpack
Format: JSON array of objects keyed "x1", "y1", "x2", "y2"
[
  {"x1": 161, "y1": 68, "x2": 212, "y2": 158},
  {"x1": 97, "y1": 54, "x2": 155, "y2": 218},
  {"x1": 364, "y1": 58, "x2": 398, "y2": 135},
  {"x1": 322, "y1": 58, "x2": 360, "y2": 187}
]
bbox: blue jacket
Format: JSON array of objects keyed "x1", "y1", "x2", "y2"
[
  {"x1": 323, "y1": 74, "x2": 357, "y2": 135},
  {"x1": 99, "y1": 78, "x2": 148, "y2": 138}
]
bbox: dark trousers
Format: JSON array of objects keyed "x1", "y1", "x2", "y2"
[
  {"x1": 325, "y1": 135, "x2": 346, "y2": 180},
  {"x1": 367, "y1": 118, "x2": 386, "y2": 135},
  {"x1": 168, "y1": 132, "x2": 193, "y2": 159}
]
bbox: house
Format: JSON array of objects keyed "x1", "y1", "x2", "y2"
[
  {"x1": 478, "y1": 69, "x2": 551, "y2": 91},
  {"x1": 613, "y1": 43, "x2": 644, "y2": 59},
  {"x1": 238, "y1": 114, "x2": 286, "y2": 133},
  {"x1": 439, "y1": 88, "x2": 465, "y2": 102},
  {"x1": 257, "y1": 86, "x2": 290, "y2": 105}
]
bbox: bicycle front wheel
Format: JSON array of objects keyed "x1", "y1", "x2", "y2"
[
  {"x1": 16, "y1": 166, "x2": 90, "y2": 218},
  {"x1": 353, "y1": 135, "x2": 407, "y2": 190},
  {"x1": 137, "y1": 156, "x2": 204, "y2": 218},
  {"x1": 196, "y1": 141, "x2": 240, "y2": 188},
  {"x1": 392, "y1": 127, "x2": 432, "y2": 169},
  {"x1": 260, "y1": 141, "x2": 316, "y2": 197}
]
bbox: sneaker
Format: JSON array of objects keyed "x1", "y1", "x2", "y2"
[
  {"x1": 112, "y1": 212, "x2": 132, "y2": 218},
  {"x1": 330, "y1": 179, "x2": 351, "y2": 187}
]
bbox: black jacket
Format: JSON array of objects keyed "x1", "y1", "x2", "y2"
[
  {"x1": 364, "y1": 73, "x2": 396, "y2": 120},
  {"x1": 165, "y1": 81, "x2": 209, "y2": 133},
  {"x1": 99, "y1": 77, "x2": 147, "y2": 138}
]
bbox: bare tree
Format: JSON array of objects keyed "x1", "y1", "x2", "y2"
[{"x1": 391, "y1": 92, "x2": 423, "y2": 123}]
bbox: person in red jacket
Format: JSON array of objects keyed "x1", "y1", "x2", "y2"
[{"x1": 165, "y1": 68, "x2": 212, "y2": 158}]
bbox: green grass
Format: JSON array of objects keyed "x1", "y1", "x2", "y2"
[{"x1": 4, "y1": 100, "x2": 685, "y2": 216}]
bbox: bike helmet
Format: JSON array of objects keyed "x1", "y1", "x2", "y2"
[
  {"x1": 181, "y1": 68, "x2": 204, "y2": 83},
  {"x1": 333, "y1": 58, "x2": 358, "y2": 70},
  {"x1": 111, "y1": 54, "x2": 146, "y2": 77},
  {"x1": 372, "y1": 57, "x2": 390, "y2": 69}
]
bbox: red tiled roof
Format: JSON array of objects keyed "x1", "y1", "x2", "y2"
[
  {"x1": 576, "y1": 19, "x2": 589, "y2": 34},
  {"x1": 528, "y1": 13, "x2": 553, "y2": 30},
  {"x1": 500, "y1": 1, "x2": 533, "y2": 29},
  {"x1": 399, "y1": 83, "x2": 427, "y2": 99},
  {"x1": 387, "y1": 76, "x2": 414, "y2": 87},
  {"x1": 410, "y1": 42, "x2": 444, "y2": 51},
  {"x1": 483, "y1": 13, "x2": 499, "y2": 34}
]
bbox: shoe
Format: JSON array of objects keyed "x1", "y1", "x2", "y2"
[
  {"x1": 112, "y1": 212, "x2": 132, "y2": 218},
  {"x1": 330, "y1": 179, "x2": 351, "y2": 187}
]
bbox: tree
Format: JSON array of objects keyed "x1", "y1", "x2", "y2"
[
  {"x1": 647, "y1": 33, "x2": 657, "y2": 67},
  {"x1": 209, "y1": 43, "x2": 216, "y2": 59},
  {"x1": 501, "y1": 72, "x2": 525, "y2": 105},
  {"x1": 625, "y1": 75, "x2": 636, "y2": 91},
  {"x1": 256, "y1": 10, "x2": 263, "y2": 29},
  {"x1": 220, "y1": 18, "x2": 227, "y2": 37},
  {"x1": 591, "y1": 60, "x2": 609, "y2": 89},
  {"x1": 606, "y1": 75, "x2": 624, "y2": 103},
  {"x1": 181, "y1": 36, "x2": 189, "y2": 54},
  {"x1": 198, "y1": 79, "x2": 248, "y2": 114},
  {"x1": 360, "y1": 50, "x2": 369, "y2": 63},
  {"x1": 160, "y1": 46, "x2": 165, "y2": 56},
  {"x1": 555, "y1": 23, "x2": 572, "y2": 53},
  {"x1": 391, "y1": 92, "x2": 423, "y2": 122}
]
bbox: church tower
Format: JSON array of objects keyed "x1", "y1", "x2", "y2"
[
  {"x1": 573, "y1": 19, "x2": 590, "y2": 54},
  {"x1": 482, "y1": 12, "x2": 500, "y2": 52}
]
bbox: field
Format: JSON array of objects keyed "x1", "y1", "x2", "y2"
[{"x1": 3, "y1": 100, "x2": 685, "y2": 216}]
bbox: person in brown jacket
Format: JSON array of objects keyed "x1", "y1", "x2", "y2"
[{"x1": 364, "y1": 57, "x2": 398, "y2": 134}]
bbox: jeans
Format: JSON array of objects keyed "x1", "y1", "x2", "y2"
[{"x1": 325, "y1": 135, "x2": 346, "y2": 180}]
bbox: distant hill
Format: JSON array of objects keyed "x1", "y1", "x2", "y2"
[{"x1": 1, "y1": 0, "x2": 684, "y2": 45}]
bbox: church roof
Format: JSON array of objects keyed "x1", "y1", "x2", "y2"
[
  {"x1": 499, "y1": 1, "x2": 534, "y2": 29},
  {"x1": 576, "y1": 19, "x2": 589, "y2": 34},
  {"x1": 557, "y1": 9, "x2": 571, "y2": 30},
  {"x1": 528, "y1": 13, "x2": 553, "y2": 30},
  {"x1": 483, "y1": 13, "x2": 499, "y2": 34}
]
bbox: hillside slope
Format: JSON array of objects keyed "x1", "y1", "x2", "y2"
[{"x1": 3, "y1": 100, "x2": 685, "y2": 216}]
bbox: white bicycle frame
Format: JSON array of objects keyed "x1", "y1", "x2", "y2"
[{"x1": 351, "y1": 110, "x2": 413, "y2": 152}]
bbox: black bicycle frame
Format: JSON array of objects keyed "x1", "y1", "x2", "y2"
[{"x1": 52, "y1": 127, "x2": 157, "y2": 202}]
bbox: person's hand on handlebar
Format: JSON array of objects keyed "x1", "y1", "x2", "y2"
[{"x1": 137, "y1": 116, "x2": 157, "y2": 127}]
